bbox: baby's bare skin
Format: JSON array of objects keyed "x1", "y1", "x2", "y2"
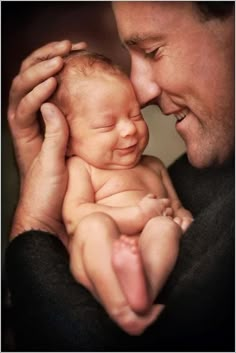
[
  {"x1": 58, "y1": 61, "x2": 193, "y2": 333},
  {"x1": 65, "y1": 155, "x2": 192, "y2": 315},
  {"x1": 112, "y1": 235, "x2": 150, "y2": 313},
  {"x1": 93, "y1": 157, "x2": 168, "y2": 207}
]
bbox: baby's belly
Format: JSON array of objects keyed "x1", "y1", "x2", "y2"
[
  {"x1": 96, "y1": 190, "x2": 151, "y2": 207},
  {"x1": 96, "y1": 190, "x2": 155, "y2": 207}
]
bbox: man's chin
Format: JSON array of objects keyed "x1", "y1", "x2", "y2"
[{"x1": 186, "y1": 150, "x2": 215, "y2": 169}]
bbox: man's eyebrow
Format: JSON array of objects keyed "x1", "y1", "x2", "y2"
[
  {"x1": 124, "y1": 34, "x2": 147, "y2": 47},
  {"x1": 123, "y1": 33, "x2": 163, "y2": 47}
]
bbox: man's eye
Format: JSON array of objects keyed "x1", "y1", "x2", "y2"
[{"x1": 144, "y1": 48, "x2": 159, "y2": 59}]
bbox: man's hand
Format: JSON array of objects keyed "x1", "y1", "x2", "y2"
[
  {"x1": 8, "y1": 40, "x2": 87, "y2": 178},
  {"x1": 7, "y1": 40, "x2": 87, "y2": 244},
  {"x1": 10, "y1": 103, "x2": 69, "y2": 246}
]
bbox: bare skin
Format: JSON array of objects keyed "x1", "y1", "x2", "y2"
[
  {"x1": 55, "y1": 58, "x2": 193, "y2": 326},
  {"x1": 112, "y1": 235, "x2": 150, "y2": 313},
  {"x1": 8, "y1": 40, "x2": 87, "y2": 241},
  {"x1": 7, "y1": 39, "x2": 193, "y2": 336},
  {"x1": 7, "y1": 40, "x2": 166, "y2": 336},
  {"x1": 112, "y1": 216, "x2": 189, "y2": 314},
  {"x1": 69, "y1": 212, "x2": 165, "y2": 335}
]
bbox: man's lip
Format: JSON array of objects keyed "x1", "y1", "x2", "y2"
[{"x1": 161, "y1": 107, "x2": 189, "y2": 117}]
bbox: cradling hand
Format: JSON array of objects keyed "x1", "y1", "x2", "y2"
[
  {"x1": 8, "y1": 40, "x2": 87, "y2": 178},
  {"x1": 7, "y1": 40, "x2": 87, "y2": 244},
  {"x1": 10, "y1": 103, "x2": 69, "y2": 246}
]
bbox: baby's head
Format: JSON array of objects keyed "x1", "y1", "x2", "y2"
[
  {"x1": 52, "y1": 50, "x2": 123, "y2": 116},
  {"x1": 51, "y1": 50, "x2": 149, "y2": 169}
]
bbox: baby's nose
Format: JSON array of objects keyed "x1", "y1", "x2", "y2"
[{"x1": 119, "y1": 119, "x2": 137, "y2": 137}]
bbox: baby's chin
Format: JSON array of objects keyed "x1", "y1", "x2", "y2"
[{"x1": 106, "y1": 154, "x2": 142, "y2": 170}]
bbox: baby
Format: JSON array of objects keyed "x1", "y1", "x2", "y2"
[{"x1": 51, "y1": 50, "x2": 193, "y2": 333}]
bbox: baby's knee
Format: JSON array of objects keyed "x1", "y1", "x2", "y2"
[
  {"x1": 146, "y1": 215, "x2": 178, "y2": 230},
  {"x1": 78, "y1": 212, "x2": 117, "y2": 239},
  {"x1": 143, "y1": 216, "x2": 182, "y2": 243}
]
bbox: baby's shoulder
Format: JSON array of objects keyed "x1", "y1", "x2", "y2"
[
  {"x1": 141, "y1": 154, "x2": 165, "y2": 171},
  {"x1": 66, "y1": 156, "x2": 91, "y2": 173}
]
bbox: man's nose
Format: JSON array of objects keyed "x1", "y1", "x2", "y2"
[{"x1": 130, "y1": 55, "x2": 161, "y2": 107}]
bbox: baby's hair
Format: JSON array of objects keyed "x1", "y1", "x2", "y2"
[
  {"x1": 61, "y1": 49, "x2": 123, "y2": 76},
  {"x1": 51, "y1": 50, "x2": 126, "y2": 114}
]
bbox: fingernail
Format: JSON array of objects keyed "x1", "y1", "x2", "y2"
[
  {"x1": 56, "y1": 39, "x2": 70, "y2": 48},
  {"x1": 47, "y1": 57, "x2": 60, "y2": 67},
  {"x1": 41, "y1": 104, "x2": 54, "y2": 118},
  {"x1": 72, "y1": 42, "x2": 87, "y2": 50}
]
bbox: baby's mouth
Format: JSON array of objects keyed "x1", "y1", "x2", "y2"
[{"x1": 117, "y1": 143, "x2": 137, "y2": 155}]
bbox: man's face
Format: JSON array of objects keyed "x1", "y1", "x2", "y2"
[{"x1": 113, "y1": 1, "x2": 235, "y2": 168}]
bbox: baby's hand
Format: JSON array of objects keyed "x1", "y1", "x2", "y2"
[
  {"x1": 173, "y1": 206, "x2": 194, "y2": 233},
  {"x1": 138, "y1": 194, "x2": 171, "y2": 223},
  {"x1": 173, "y1": 216, "x2": 193, "y2": 233}
]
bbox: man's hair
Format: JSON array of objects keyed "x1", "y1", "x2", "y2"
[
  {"x1": 195, "y1": 2, "x2": 234, "y2": 21},
  {"x1": 51, "y1": 50, "x2": 125, "y2": 114}
]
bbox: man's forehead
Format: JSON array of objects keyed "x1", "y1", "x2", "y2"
[
  {"x1": 113, "y1": 2, "x2": 180, "y2": 46},
  {"x1": 113, "y1": 1, "x2": 197, "y2": 44}
]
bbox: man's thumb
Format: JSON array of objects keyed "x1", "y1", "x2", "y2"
[{"x1": 40, "y1": 103, "x2": 69, "y2": 160}]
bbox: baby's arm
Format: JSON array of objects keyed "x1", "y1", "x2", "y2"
[
  {"x1": 63, "y1": 157, "x2": 166, "y2": 236},
  {"x1": 144, "y1": 156, "x2": 193, "y2": 231}
]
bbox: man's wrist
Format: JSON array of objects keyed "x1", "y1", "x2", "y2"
[
  {"x1": 10, "y1": 216, "x2": 55, "y2": 240},
  {"x1": 10, "y1": 206, "x2": 61, "y2": 240}
]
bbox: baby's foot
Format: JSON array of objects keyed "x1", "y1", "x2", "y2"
[{"x1": 112, "y1": 235, "x2": 150, "y2": 313}]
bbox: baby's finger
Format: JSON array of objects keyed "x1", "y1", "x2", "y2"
[
  {"x1": 163, "y1": 207, "x2": 173, "y2": 217},
  {"x1": 146, "y1": 193, "x2": 157, "y2": 199},
  {"x1": 182, "y1": 217, "x2": 194, "y2": 232}
]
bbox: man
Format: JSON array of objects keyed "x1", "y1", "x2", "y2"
[
  {"x1": 113, "y1": 2, "x2": 234, "y2": 169},
  {"x1": 6, "y1": 2, "x2": 234, "y2": 351}
]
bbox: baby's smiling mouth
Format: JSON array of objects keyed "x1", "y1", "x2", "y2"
[{"x1": 117, "y1": 143, "x2": 137, "y2": 154}]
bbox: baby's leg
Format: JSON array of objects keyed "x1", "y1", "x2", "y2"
[
  {"x1": 112, "y1": 235, "x2": 150, "y2": 313},
  {"x1": 139, "y1": 216, "x2": 183, "y2": 302},
  {"x1": 69, "y1": 212, "x2": 123, "y2": 303},
  {"x1": 69, "y1": 212, "x2": 162, "y2": 335}
]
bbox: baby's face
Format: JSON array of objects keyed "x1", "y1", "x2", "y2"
[{"x1": 67, "y1": 74, "x2": 149, "y2": 169}]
